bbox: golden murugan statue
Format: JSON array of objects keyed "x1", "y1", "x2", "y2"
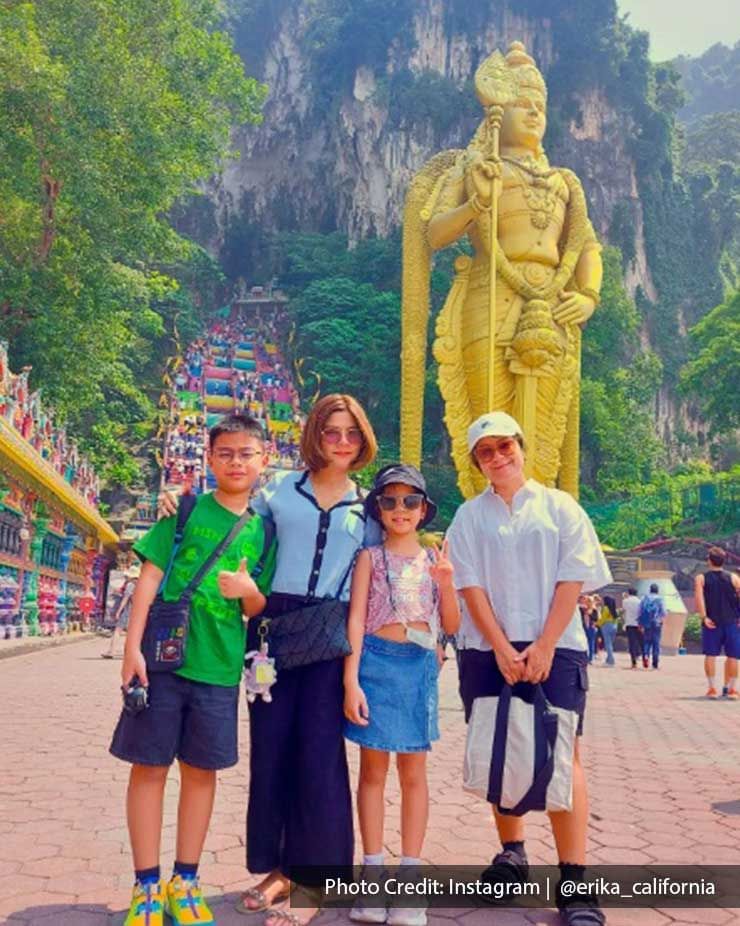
[{"x1": 400, "y1": 41, "x2": 603, "y2": 498}]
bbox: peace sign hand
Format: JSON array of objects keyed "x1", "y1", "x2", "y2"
[{"x1": 428, "y1": 538, "x2": 455, "y2": 590}]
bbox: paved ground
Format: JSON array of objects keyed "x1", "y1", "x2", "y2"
[{"x1": 0, "y1": 638, "x2": 738, "y2": 925}]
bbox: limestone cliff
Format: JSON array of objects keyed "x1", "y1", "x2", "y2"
[
  {"x1": 185, "y1": 0, "x2": 732, "y2": 463},
  {"x1": 208, "y1": 0, "x2": 656, "y2": 297}
]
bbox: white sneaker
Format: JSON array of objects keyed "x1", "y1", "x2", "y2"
[
  {"x1": 350, "y1": 902, "x2": 387, "y2": 923},
  {"x1": 386, "y1": 908, "x2": 427, "y2": 926}
]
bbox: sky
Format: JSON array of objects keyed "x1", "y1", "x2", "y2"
[{"x1": 617, "y1": 0, "x2": 739, "y2": 60}]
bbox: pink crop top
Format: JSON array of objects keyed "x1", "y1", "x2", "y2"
[{"x1": 364, "y1": 545, "x2": 438, "y2": 635}]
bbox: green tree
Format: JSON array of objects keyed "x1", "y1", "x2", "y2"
[
  {"x1": 289, "y1": 277, "x2": 401, "y2": 436},
  {"x1": 0, "y1": 0, "x2": 265, "y2": 484},
  {"x1": 680, "y1": 290, "x2": 740, "y2": 434}
]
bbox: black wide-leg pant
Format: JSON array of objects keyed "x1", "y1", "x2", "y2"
[{"x1": 246, "y1": 598, "x2": 353, "y2": 885}]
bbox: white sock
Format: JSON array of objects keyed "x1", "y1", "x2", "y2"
[
  {"x1": 363, "y1": 853, "x2": 384, "y2": 866},
  {"x1": 400, "y1": 856, "x2": 421, "y2": 866},
  {"x1": 707, "y1": 675, "x2": 716, "y2": 688}
]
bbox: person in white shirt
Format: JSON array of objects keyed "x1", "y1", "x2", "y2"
[
  {"x1": 447, "y1": 411, "x2": 611, "y2": 926},
  {"x1": 621, "y1": 588, "x2": 642, "y2": 669}
]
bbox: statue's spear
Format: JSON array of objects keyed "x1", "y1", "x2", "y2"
[{"x1": 474, "y1": 52, "x2": 514, "y2": 411}]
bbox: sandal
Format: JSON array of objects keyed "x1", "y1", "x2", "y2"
[
  {"x1": 265, "y1": 888, "x2": 322, "y2": 926},
  {"x1": 265, "y1": 913, "x2": 310, "y2": 926},
  {"x1": 236, "y1": 883, "x2": 292, "y2": 915}
]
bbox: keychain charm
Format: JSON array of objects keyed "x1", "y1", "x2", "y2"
[{"x1": 244, "y1": 621, "x2": 277, "y2": 703}]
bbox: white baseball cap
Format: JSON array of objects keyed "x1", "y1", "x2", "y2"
[{"x1": 467, "y1": 411, "x2": 523, "y2": 452}]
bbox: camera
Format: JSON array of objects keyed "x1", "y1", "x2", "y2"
[{"x1": 121, "y1": 677, "x2": 149, "y2": 715}]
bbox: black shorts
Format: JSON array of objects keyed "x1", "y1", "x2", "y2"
[
  {"x1": 458, "y1": 644, "x2": 589, "y2": 736},
  {"x1": 110, "y1": 672, "x2": 239, "y2": 770}
]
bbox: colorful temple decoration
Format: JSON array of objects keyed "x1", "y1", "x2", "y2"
[{"x1": 0, "y1": 342, "x2": 117, "y2": 639}]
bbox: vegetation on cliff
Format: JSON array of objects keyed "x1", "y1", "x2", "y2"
[{"x1": 0, "y1": 0, "x2": 265, "y2": 484}]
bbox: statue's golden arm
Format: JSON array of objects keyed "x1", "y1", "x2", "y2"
[
  {"x1": 428, "y1": 201, "x2": 477, "y2": 251},
  {"x1": 553, "y1": 240, "x2": 603, "y2": 327},
  {"x1": 575, "y1": 242, "x2": 603, "y2": 297}
]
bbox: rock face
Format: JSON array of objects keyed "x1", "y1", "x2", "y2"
[{"x1": 210, "y1": 0, "x2": 655, "y2": 295}]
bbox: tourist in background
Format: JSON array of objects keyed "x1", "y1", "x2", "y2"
[
  {"x1": 639, "y1": 583, "x2": 666, "y2": 670},
  {"x1": 621, "y1": 587, "x2": 642, "y2": 669},
  {"x1": 695, "y1": 546, "x2": 740, "y2": 699},
  {"x1": 597, "y1": 595, "x2": 618, "y2": 667},
  {"x1": 580, "y1": 595, "x2": 599, "y2": 664}
]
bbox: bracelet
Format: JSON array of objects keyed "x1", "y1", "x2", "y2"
[
  {"x1": 580, "y1": 286, "x2": 601, "y2": 306},
  {"x1": 468, "y1": 192, "x2": 492, "y2": 216}
]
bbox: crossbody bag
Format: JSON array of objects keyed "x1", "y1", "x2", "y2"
[
  {"x1": 142, "y1": 496, "x2": 269, "y2": 672},
  {"x1": 256, "y1": 552, "x2": 358, "y2": 672}
]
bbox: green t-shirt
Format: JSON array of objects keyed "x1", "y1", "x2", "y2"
[{"x1": 134, "y1": 493, "x2": 276, "y2": 686}]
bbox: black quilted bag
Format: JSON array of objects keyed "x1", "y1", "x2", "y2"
[
  {"x1": 261, "y1": 599, "x2": 350, "y2": 671},
  {"x1": 259, "y1": 554, "x2": 357, "y2": 671}
]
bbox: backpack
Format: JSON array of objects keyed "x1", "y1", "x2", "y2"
[{"x1": 638, "y1": 595, "x2": 663, "y2": 628}]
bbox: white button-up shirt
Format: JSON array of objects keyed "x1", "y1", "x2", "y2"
[
  {"x1": 621, "y1": 594, "x2": 641, "y2": 628},
  {"x1": 447, "y1": 479, "x2": 612, "y2": 651}
]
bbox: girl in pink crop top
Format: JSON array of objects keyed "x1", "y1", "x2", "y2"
[
  {"x1": 343, "y1": 465, "x2": 460, "y2": 919},
  {"x1": 364, "y1": 545, "x2": 439, "y2": 635}
]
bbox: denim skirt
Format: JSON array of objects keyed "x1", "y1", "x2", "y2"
[{"x1": 344, "y1": 634, "x2": 439, "y2": 753}]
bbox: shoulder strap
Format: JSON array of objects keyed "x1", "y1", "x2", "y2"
[
  {"x1": 251, "y1": 516, "x2": 276, "y2": 581},
  {"x1": 335, "y1": 547, "x2": 361, "y2": 601},
  {"x1": 176, "y1": 493, "x2": 198, "y2": 541},
  {"x1": 182, "y1": 507, "x2": 254, "y2": 595},
  {"x1": 159, "y1": 493, "x2": 198, "y2": 591}
]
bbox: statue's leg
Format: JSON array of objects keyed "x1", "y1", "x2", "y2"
[
  {"x1": 461, "y1": 265, "x2": 518, "y2": 418},
  {"x1": 460, "y1": 266, "x2": 518, "y2": 494}
]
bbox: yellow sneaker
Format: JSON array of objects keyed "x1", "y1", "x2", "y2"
[
  {"x1": 124, "y1": 880, "x2": 165, "y2": 926},
  {"x1": 166, "y1": 874, "x2": 215, "y2": 925}
]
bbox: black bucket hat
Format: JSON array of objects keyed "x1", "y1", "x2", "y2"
[{"x1": 364, "y1": 463, "x2": 438, "y2": 529}]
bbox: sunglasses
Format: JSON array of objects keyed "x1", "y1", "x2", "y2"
[
  {"x1": 377, "y1": 493, "x2": 425, "y2": 512},
  {"x1": 321, "y1": 427, "x2": 363, "y2": 446},
  {"x1": 474, "y1": 437, "x2": 518, "y2": 464}
]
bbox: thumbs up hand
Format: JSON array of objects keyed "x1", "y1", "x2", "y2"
[{"x1": 218, "y1": 558, "x2": 257, "y2": 599}]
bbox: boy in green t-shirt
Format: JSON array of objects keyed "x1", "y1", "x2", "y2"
[{"x1": 110, "y1": 413, "x2": 276, "y2": 926}]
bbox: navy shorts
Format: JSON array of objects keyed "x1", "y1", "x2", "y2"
[
  {"x1": 110, "y1": 672, "x2": 239, "y2": 770},
  {"x1": 458, "y1": 644, "x2": 589, "y2": 736},
  {"x1": 702, "y1": 621, "x2": 740, "y2": 658}
]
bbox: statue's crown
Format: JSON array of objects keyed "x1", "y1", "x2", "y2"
[
  {"x1": 506, "y1": 41, "x2": 547, "y2": 99},
  {"x1": 475, "y1": 41, "x2": 546, "y2": 107}
]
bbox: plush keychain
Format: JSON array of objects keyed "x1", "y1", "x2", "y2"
[{"x1": 243, "y1": 621, "x2": 277, "y2": 703}]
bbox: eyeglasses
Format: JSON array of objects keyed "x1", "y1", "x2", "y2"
[
  {"x1": 377, "y1": 493, "x2": 424, "y2": 512},
  {"x1": 474, "y1": 437, "x2": 518, "y2": 464},
  {"x1": 321, "y1": 427, "x2": 364, "y2": 446},
  {"x1": 212, "y1": 449, "x2": 262, "y2": 463}
]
